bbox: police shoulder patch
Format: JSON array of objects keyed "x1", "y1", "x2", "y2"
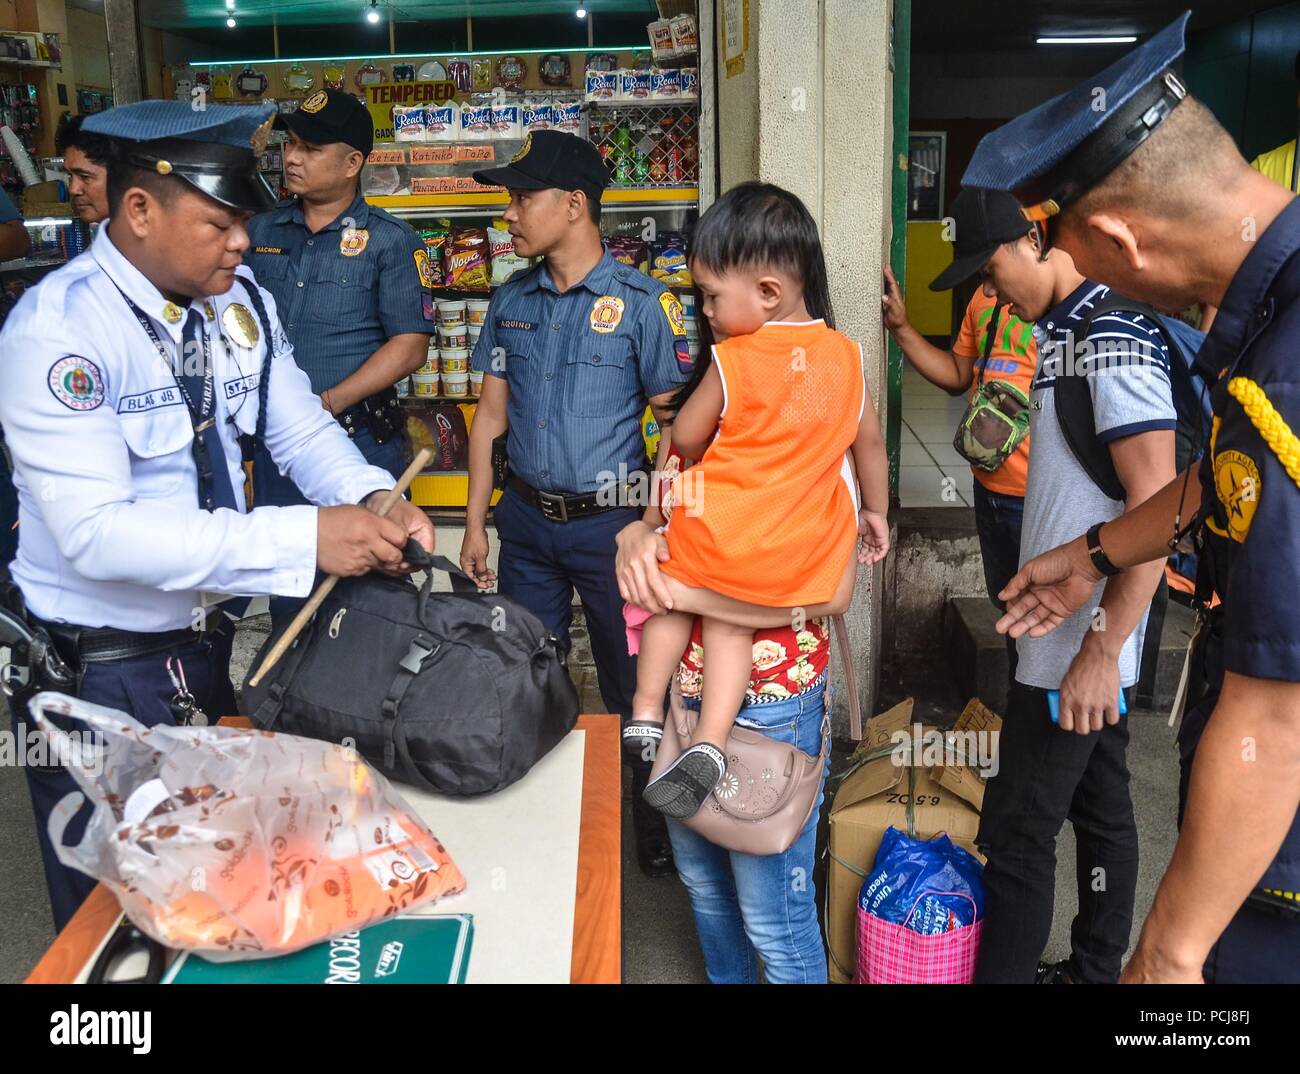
[
  {"x1": 1214, "y1": 449, "x2": 1261, "y2": 543},
  {"x1": 658, "y1": 291, "x2": 686, "y2": 337},
  {"x1": 48, "y1": 355, "x2": 105, "y2": 412}
]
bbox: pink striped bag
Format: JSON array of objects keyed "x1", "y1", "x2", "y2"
[{"x1": 855, "y1": 891, "x2": 982, "y2": 984}]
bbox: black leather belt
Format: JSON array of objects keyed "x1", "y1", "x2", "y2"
[
  {"x1": 34, "y1": 613, "x2": 228, "y2": 664},
  {"x1": 337, "y1": 387, "x2": 402, "y2": 442},
  {"x1": 507, "y1": 475, "x2": 634, "y2": 523}
]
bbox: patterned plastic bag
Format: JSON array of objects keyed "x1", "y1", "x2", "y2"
[{"x1": 30, "y1": 691, "x2": 465, "y2": 961}]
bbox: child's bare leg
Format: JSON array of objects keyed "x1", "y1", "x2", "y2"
[
  {"x1": 624, "y1": 609, "x2": 693, "y2": 764},
  {"x1": 660, "y1": 552, "x2": 858, "y2": 627},
  {"x1": 693, "y1": 616, "x2": 753, "y2": 751}
]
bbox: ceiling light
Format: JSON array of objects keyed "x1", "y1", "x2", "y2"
[
  {"x1": 226, "y1": 16, "x2": 237, "y2": 28},
  {"x1": 1037, "y1": 35, "x2": 1137, "y2": 45},
  {"x1": 367, "y1": 1, "x2": 381, "y2": 23},
  {"x1": 576, "y1": 4, "x2": 587, "y2": 18}
]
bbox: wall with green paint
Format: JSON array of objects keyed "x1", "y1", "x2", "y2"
[{"x1": 1186, "y1": 2, "x2": 1300, "y2": 161}]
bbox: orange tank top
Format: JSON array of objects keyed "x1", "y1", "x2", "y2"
[{"x1": 661, "y1": 320, "x2": 864, "y2": 607}]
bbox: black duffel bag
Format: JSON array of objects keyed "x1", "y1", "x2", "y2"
[{"x1": 241, "y1": 550, "x2": 579, "y2": 796}]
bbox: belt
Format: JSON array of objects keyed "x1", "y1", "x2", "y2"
[
  {"x1": 337, "y1": 387, "x2": 399, "y2": 438},
  {"x1": 35, "y1": 613, "x2": 228, "y2": 664},
  {"x1": 507, "y1": 474, "x2": 635, "y2": 523}
]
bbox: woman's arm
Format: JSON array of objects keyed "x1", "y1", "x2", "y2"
[{"x1": 668, "y1": 364, "x2": 724, "y2": 462}]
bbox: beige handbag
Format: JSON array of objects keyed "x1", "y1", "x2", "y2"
[{"x1": 649, "y1": 615, "x2": 863, "y2": 856}]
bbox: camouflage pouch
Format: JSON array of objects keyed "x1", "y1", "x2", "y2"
[{"x1": 953, "y1": 378, "x2": 1031, "y2": 472}]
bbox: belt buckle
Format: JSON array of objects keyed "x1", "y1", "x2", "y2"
[{"x1": 538, "y1": 490, "x2": 569, "y2": 523}]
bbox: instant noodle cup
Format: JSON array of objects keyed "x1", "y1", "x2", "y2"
[
  {"x1": 412, "y1": 372, "x2": 441, "y2": 397},
  {"x1": 470, "y1": 370, "x2": 484, "y2": 398},
  {"x1": 436, "y1": 299, "x2": 466, "y2": 326},
  {"x1": 439, "y1": 323, "x2": 468, "y2": 349},
  {"x1": 439, "y1": 349, "x2": 470, "y2": 373},
  {"x1": 442, "y1": 371, "x2": 469, "y2": 397},
  {"x1": 467, "y1": 298, "x2": 491, "y2": 326},
  {"x1": 395, "y1": 376, "x2": 411, "y2": 398}
]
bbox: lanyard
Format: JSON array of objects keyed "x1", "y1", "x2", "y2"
[{"x1": 115, "y1": 291, "x2": 215, "y2": 426}]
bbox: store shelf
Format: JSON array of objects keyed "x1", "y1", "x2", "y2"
[
  {"x1": 0, "y1": 254, "x2": 66, "y2": 272},
  {"x1": 590, "y1": 95, "x2": 699, "y2": 107},
  {"x1": 409, "y1": 473, "x2": 502, "y2": 510},
  {"x1": 367, "y1": 187, "x2": 698, "y2": 211}
]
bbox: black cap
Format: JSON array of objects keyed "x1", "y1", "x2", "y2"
[
  {"x1": 928, "y1": 187, "x2": 1031, "y2": 291},
  {"x1": 83, "y1": 100, "x2": 277, "y2": 213},
  {"x1": 473, "y1": 130, "x2": 609, "y2": 202},
  {"x1": 276, "y1": 88, "x2": 374, "y2": 156}
]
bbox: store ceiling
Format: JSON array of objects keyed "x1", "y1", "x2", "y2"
[
  {"x1": 911, "y1": 0, "x2": 1281, "y2": 53},
  {"x1": 135, "y1": 0, "x2": 656, "y2": 32}
]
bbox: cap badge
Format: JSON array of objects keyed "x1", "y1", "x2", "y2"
[
  {"x1": 301, "y1": 90, "x2": 329, "y2": 114},
  {"x1": 162, "y1": 302, "x2": 184, "y2": 324},
  {"x1": 510, "y1": 133, "x2": 532, "y2": 164},
  {"x1": 590, "y1": 295, "x2": 625, "y2": 334},
  {"x1": 250, "y1": 114, "x2": 274, "y2": 155},
  {"x1": 340, "y1": 228, "x2": 369, "y2": 256},
  {"x1": 222, "y1": 303, "x2": 260, "y2": 349},
  {"x1": 155, "y1": 159, "x2": 173, "y2": 175}
]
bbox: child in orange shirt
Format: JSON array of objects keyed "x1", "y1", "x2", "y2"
[{"x1": 624, "y1": 183, "x2": 891, "y2": 820}]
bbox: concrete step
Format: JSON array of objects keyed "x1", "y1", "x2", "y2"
[{"x1": 943, "y1": 594, "x2": 1198, "y2": 716}]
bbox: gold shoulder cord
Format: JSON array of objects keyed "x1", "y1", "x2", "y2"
[{"x1": 1227, "y1": 377, "x2": 1300, "y2": 493}]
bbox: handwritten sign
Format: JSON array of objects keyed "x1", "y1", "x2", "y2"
[
  {"x1": 410, "y1": 176, "x2": 506, "y2": 194},
  {"x1": 367, "y1": 148, "x2": 406, "y2": 165},
  {"x1": 410, "y1": 146, "x2": 456, "y2": 165},
  {"x1": 455, "y1": 145, "x2": 495, "y2": 163}
]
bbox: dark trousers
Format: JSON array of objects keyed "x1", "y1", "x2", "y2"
[
  {"x1": 975, "y1": 681, "x2": 1139, "y2": 983},
  {"x1": 1, "y1": 432, "x2": 18, "y2": 565},
  {"x1": 493, "y1": 488, "x2": 641, "y2": 721},
  {"x1": 253, "y1": 427, "x2": 407, "y2": 633},
  {"x1": 15, "y1": 617, "x2": 237, "y2": 932},
  {"x1": 972, "y1": 482, "x2": 1023, "y2": 680}
]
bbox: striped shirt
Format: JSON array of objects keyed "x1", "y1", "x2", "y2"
[
  {"x1": 1016, "y1": 281, "x2": 1177, "y2": 691},
  {"x1": 244, "y1": 193, "x2": 433, "y2": 394},
  {"x1": 471, "y1": 251, "x2": 690, "y2": 494}
]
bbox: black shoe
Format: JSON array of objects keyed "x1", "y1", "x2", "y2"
[
  {"x1": 642, "y1": 743, "x2": 726, "y2": 819},
  {"x1": 630, "y1": 766, "x2": 676, "y2": 878},
  {"x1": 1035, "y1": 959, "x2": 1082, "y2": 984}
]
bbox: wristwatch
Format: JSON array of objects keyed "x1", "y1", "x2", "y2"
[{"x1": 1085, "y1": 522, "x2": 1123, "y2": 577}]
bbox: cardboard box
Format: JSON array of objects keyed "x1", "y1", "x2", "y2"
[{"x1": 825, "y1": 698, "x2": 1000, "y2": 984}]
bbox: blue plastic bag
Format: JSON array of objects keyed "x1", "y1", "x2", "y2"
[{"x1": 859, "y1": 828, "x2": 985, "y2": 935}]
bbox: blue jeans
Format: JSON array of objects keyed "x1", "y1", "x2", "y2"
[
  {"x1": 253, "y1": 426, "x2": 407, "y2": 632},
  {"x1": 665, "y1": 678, "x2": 830, "y2": 984},
  {"x1": 972, "y1": 482, "x2": 1024, "y2": 680}
]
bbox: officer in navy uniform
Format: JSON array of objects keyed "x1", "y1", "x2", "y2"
[
  {"x1": 973, "y1": 13, "x2": 1300, "y2": 982},
  {"x1": 245, "y1": 88, "x2": 433, "y2": 630},
  {"x1": 458, "y1": 131, "x2": 692, "y2": 877},
  {"x1": 0, "y1": 101, "x2": 434, "y2": 930}
]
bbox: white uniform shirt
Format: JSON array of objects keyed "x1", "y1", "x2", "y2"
[{"x1": 0, "y1": 226, "x2": 397, "y2": 631}]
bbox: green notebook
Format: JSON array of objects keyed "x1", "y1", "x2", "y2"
[{"x1": 162, "y1": 914, "x2": 473, "y2": 984}]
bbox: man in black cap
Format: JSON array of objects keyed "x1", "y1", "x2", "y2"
[
  {"x1": 458, "y1": 130, "x2": 691, "y2": 877},
  {"x1": 0, "y1": 100, "x2": 432, "y2": 929},
  {"x1": 882, "y1": 188, "x2": 1038, "y2": 640},
  {"x1": 978, "y1": 11, "x2": 1300, "y2": 983},
  {"x1": 246, "y1": 89, "x2": 433, "y2": 629}
]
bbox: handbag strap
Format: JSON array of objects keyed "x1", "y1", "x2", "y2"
[
  {"x1": 831, "y1": 613, "x2": 863, "y2": 742},
  {"x1": 975, "y1": 303, "x2": 1003, "y2": 391}
]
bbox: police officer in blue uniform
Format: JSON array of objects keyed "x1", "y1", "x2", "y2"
[
  {"x1": 245, "y1": 89, "x2": 433, "y2": 627},
  {"x1": 975, "y1": 13, "x2": 1300, "y2": 982},
  {"x1": 0, "y1": 101, "x2": 434, "y2": 930},
  {"x1": 459, "y1": 131, "x2": 691, "y2": 876}
]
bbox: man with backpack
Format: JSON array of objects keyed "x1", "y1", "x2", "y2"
[{"x1": 963, "y1": 205, "x2": 1180, "y2": 984}]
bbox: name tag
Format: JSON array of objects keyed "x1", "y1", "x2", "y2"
[
  {"x1": 253, "y1": 245, "x2": 284, "y2": 255},
  {"x1": 117, "y1": 387, "x2": 184, "y2": 414},
  {"x1": 224, "y1": 373, "x2": 260, "y2": 400},
  {"x1": 497, "y1": 318, "x2": 536, "y2": 332}
]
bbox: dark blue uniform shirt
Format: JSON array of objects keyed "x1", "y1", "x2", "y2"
[
  {"x1": 471, "y1": 250, "x2": 691, "y2": 494},
  {"x1": 244, "y1": 192, "x2": 432, "y2": 395},
  {"x1": 1191, "y1": 194, "x2": 1300, "y2": 895}
]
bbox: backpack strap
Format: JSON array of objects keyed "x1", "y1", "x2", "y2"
[{"x1": 975, "y1": 303, "x2": 1004, "y2": 391}]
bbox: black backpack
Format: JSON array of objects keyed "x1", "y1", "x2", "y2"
[
  {"x1": 241, "y1": 550, "x2": 579, "y2": 796},
  {"x1": 1053, "y1": 294, "x2": 1212, "y2": 708}
]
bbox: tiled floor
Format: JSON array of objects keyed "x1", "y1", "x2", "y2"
[{"x1": 899, "y1": 365, "x2": 975, "y2": 507}]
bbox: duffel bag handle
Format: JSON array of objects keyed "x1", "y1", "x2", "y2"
[{"x1": 402, "y1": 539, "x2": 481, "y2": 596}]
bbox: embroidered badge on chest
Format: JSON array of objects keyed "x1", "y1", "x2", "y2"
[
  {"x1": 48, "y1": 355, "x2": 105, "y2": 411},
  {"x1": 340, "y1": 228, "x2": 369, "y2": 256},
  {"x1": 591, "y1": 295, "x2": 625, "y2": 334},
  {"x1": 222, "y1": 303, "x2": 260, "y2": 350}
]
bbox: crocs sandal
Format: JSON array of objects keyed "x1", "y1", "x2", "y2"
[
  {"x1": 641, "y1": 743, "x2": 726, "y2": 819},
  {"x1": 622, "y1": 721, "x2": 663, "y2": 764}
]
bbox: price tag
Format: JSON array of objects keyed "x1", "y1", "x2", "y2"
[
  {"x1": 367, "y1": 148, "x2": 406, "y2": 165},
  {"x1": 410, "y1": 145, "x2": 456, "y2": 165}
]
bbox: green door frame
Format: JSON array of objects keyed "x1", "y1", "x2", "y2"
[{"x1": 887, "y1": 0, "x2": 911, "y2": 504}]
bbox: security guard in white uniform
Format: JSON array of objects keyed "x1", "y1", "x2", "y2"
[{"x1": 0, "y1": 101, "x2": 434, "y2": 929}]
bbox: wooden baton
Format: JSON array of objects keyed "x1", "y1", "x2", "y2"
[{"x1": 247, "y1": 447, "x2": 433, "y2": 687}]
